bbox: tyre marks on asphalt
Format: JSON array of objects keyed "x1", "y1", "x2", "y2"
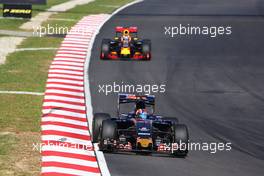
[{"x1": 41, "y1": 14, "x2": 108, "y2": 176}]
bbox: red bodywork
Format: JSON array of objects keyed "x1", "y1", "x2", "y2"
[
  {"x1": 105, "y1": 53, "x2": 149, "y2": 60},
  {"x1": 115, "y1": 26, "x2": 138, "y2": 33}
]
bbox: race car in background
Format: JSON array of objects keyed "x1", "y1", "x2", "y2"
[
  {"x1": 100, "y1": 26, "x2": 151, "y2": 60},
  {"x1": 92, "y1": 94, "x2": 189, "y2": 157}
]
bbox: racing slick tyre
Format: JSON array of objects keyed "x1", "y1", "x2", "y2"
[
  {"x1": 92, "y1": 113, "x2": 111, "y2": 143},
  {"x1": 172, "y1": 124, "x2": 189, "y2": 157},
  {"x1": 142, "y1": 39, "x2": 151, "y2": 60},
  {"x1": 100, "y1": 119, "x2": 117, "y2": 152},
  {"x1": 100, "y1": 39, "x2": 111, "y2": 60}
]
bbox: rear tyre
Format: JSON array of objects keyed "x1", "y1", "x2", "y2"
[
  {"x1": 142, "y1": 39, "x2": 151, "y2": 60},
  {"x1": 172, "y1": 124, "x2": 189, "y2": 157},
  {"x1": 100, "y1": 39, "x2": 111, "y2": 60},
  {"x1": 100, "y1": 119, "x2": 117, "y2": 152},
  {"x1": 92, "y1": 113, "x2": 111, "y2": 143}
]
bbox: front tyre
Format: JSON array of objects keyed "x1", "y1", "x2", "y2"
[
  {"x1": 172, "y1": 124, "x2": 189, "y2": 157},
  {"x1": 142, "y1": 39, "x2": 151, "y2": 60},
  {"x1": 92, "y1": 113, "x2": 111, "y2": 143},
  {"x1": 99, "y1": 119, "x2": 117, "y2": 152},
  {"x1": 100, "y1": 39, "x2": 111, "y2": 60}
]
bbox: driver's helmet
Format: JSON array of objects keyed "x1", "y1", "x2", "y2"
[
  {"x1": 136, "y1": 108, "x2": 147, "y2": 119},
  {"x1": 123, "y1": 29, "x2": 130, "y2": 36}
]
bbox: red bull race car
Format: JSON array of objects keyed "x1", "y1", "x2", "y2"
[
  {"x1": 92, "y1": 94, "x2": 189, "y2": 157},
  {"x1": 100, "y1": 26, "x2": 151, "y2": 60}
]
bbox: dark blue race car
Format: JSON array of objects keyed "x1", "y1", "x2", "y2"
[{"x1": 92, "y1": 93, "x2": 189, "y2": 157}]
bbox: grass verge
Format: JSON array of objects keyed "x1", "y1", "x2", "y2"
[
  {"x1": 0, "y1": 132, "x2": 41, "y2": 176},
  {"x1": 0, "y1": 36, "x2": 63, "y2": 91},
  {"x1": 43, "y1": 0, "x2": 133, "y2": 29}
]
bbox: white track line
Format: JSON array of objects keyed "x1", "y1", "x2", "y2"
[
  {"x1": 42, "y1": 109, "x2": 86, "y2": 118},
  {"x1": 48, "y1": 69, "x2": 84, "y2": 75},
  {"x1": 43, "y1": 102, "x2": 85, "y2": 110},
  {"x1": 15, "y1": 48, "x2": 58, "y2": 51},
  {"x1": 42, "y1": 156, "x2": 98, "y2": 167},
  {"x1": 0, "y1": 91, "x2": 44, "y2": 95},
  {"x1": 46, "y1": 84, "x2": 84, "y2": 91},
  {"x1": 44, "y1": 95, "x2": 85, "y2": 103},
  {"x1": 42, "y1": 117, "x2": 88, "y2": 126},
  {"x1": 42, "y1": 125, "x2": 89, "y2": 135},
  {"x1": 84, "y1": 1, "x2": 144, "y2": 176},
  {"x1": 41, "y1": 167, "x2": 100, "y2": 176},
  {"x1": 42, "y1": 135, "x2": 91, "y2": 146}
]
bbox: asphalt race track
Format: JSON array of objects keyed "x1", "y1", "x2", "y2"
[{"x1": 89, "y1": 0, "x2": 264, "y2": 175}]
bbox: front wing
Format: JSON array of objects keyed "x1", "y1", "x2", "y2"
[{"x1": 102, "y1": 53, "x2": 150, "y2": 60}]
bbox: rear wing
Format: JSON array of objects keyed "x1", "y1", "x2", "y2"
[
  {"x1": 118, "y1": 93, "x2": 155, "y2": 105},
  {"x1": 115, "y1": 26, "x2": 138, "y2": 33},
  {"x1": 117, "y1": 93, "x2": 155, "y2": 116}
]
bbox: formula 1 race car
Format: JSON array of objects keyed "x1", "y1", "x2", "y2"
[
  {"x1": 92, "y1": 94, "x2": 189, "y2": 157},
  {"x1": 100, "y1": 26, "x2": 151, "y2": 60}
]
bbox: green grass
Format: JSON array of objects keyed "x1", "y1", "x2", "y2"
[
  {"x1": 0, "y1": 134, "x2": 17, "y2": 155},
  {"x1": 0, "y1": 50, "x2": 51, "y2": 92},
  {"x1": 31, "y1": 0, "x2": 69, "y2": 16},
  {"x1": 0, "y1": 134, "x2": 17, "y2": 175},
  {"x1": 0, "y1": 94, "x2": 43, "y2": 132},
  {"x1": 0, "y1": 50, "x2": 56, "y2": 92},
  {"x1": 0, "y1": 94, "x2": 42, "y2": 174},
  {"x1": 0, "y1": 36, "x2": 62, "y2": 92},
  {"x1": 55, "y1": 0, "x2": 132, "y2": 18},
  {"x1": 0, "y1": 0, "x2": 68, "y2": 31},
  {"x1": 43, "y1": 0, "x2": 133, "y2": 28},
  {"x1": 18, "y1": 36, "x2": 63, "y2": 48},
  {"x1": 0, "y1": 131, "x2": 41, "y2": 175}
]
